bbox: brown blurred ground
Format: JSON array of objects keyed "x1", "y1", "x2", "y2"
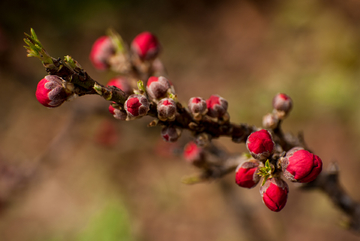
[{"x1": 1, "y1": 0, "x2": 360, "y2": 240}]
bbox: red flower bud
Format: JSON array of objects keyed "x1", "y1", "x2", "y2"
[
  {"x1": 89, "y1": 36, "x2": 115, "y2": 70},
  {"x1": 272, "y1": 93, "x2": 292, "y2": 115},
  {"x1": 183, "y1": 141, "x2": 204, "y2": 163},
  {"x1": 35, "y1": 75, "x2": 69, "y2": 108},
  {"x1": 161, "y1": 126, "x2": 181, "y2": 142},
  {"x1": 188, "y1": 97, "x2": 207, "y2": 119},
  {"x1": 146, "y1": 76, "x2": 172, "y2": 100},
  {"x1": 124, "y1": 94, "x2": 149, "y2": 118},
  {"x1": 281, "y1": 147, "x2": 323, "y2": 183},
  {"x1": 235, "y1": 159, "x2": 261, "y2": 188},
  {"x1": 246, "y1": 129, "x2": 274, "y2": 161},
  {"x1": 106, "y1": 76, "x2": 133, "y2": 95},
  {"x1": 131, "y1": 32, "x2": 161, "y2": 61},
  {"x1": 108, "y1": 104, "x2": 127, "y2": 120},
  {"x1": 260, "y1": 177, "x2": 289, "y2": 212},
  {"x1": 157, "y1": 98, "x2": 177, "y2": 121},
  {"x1": 206, "y1": 95, "x2": 228, "y2": 118}
]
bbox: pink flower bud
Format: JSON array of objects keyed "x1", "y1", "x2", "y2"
[
  {"x1": 131, "y1": 32, "x2": 161, "y2": 61},
  {"x1": 157, "y1": 98, "x2": 177, "y2": 121},
  {"x1": 106, "y1": 76, "x2": 133, "y2": 95},
  {"x1": 273, "y1": 93, "x2": 292, "y2": 115},
  {"x1": 108, "y1": 104, "x2": 127, "y2": 120},
  {"x1": 146, "y1": 76, "x2": 172, "y2": 100},
  {"x1": 124, "y1": 94, "x2": 150, "y2": 118},
  {"x1": 35, "y1": 75, "x2": 69, "y2": 108},
  {"x1": 161, "y1": 126, "x2": 181, "y2": 142},
  {"x1": 260, "y1": 177, "x2": 289, "y2": 212},
  {"x1": 235, "y1": 159, "x2": 261, "y2": 188},
  {"x1": 281, "y1": 147, "x2": 323, "y2": 183},
  {"x1": 246, "y1": 129, "x2": 274, "y2": 161},
  {"x1": 183, "y1": 141, "x2": 204, "y2": 163},
  {"x1": 188, "y1": 97, "x2": 207, "y2": 118},
  {"x1": 206, "y1": 95, "x2": 228, "y2": 118},
  {"x1": 89, "y1": 36, "x2": 115, "y2": 70}
]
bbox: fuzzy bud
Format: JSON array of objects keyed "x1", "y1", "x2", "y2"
[
  {"x1": 124, "y1": 94, "x2": 149, "y2": 118},
  {"x1": 89, "y1": 36, "x2": 115, "y2": 70},
  {"x1": 131, "y1": 32, "x2": 161, "y2": 61},
  {"x1": 272, "y1": 93, "x2": 292, "y2": 117},
  {"x1": 206, "y1": 95, "x2": 228, "y2": 118},
  {"x1": 246, "y1": 129, "x2": 274, "y2": 161},
  {"x1": 146, "y1": 76, "x2": 172, "y2": 100},
  {"x1": 183, "y1": 141, "x2": 204, "y2": 163},
  {"x1": 235, "y1": 159, "x2": 261, "y2": 188},
  {"x1": 281, "y1": 147, "x2": 323, "y2": 183},
  {"x1": 260, "y1": 177, "x2": 289, "y2": 212},
  {"x1": 106, "y1": 76, "x2": 133, "y2": 95},
  {"x1": 188, "y1": 97, "x2": 207, "y2": 120},
  {"x1": 262, "y1": 113, "x2": 279, "y2": 129},
  {"x1": 157, "y1": 98, "x2": 177, "y2": 121},
  {"x1": 108, "y1": 104, "x2": 127, "y2": 120},
  {"x1": 35, "y1": 75, "x2": 69, "y2": 108},
  {"x1": 161, "y1": 126, "x2": 181, "y2": 142}
]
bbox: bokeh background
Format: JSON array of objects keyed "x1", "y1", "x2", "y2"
[{"x1": 1, "y1": 0, "x2": 360, "y2": 240}]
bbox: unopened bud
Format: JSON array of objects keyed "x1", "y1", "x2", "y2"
[
  {"x1": 272, "y1": 93, "x2": 292, "y2": 118},
  {"x1": 161, "y1": 126, "x2": 181, "y2": 142},
  {"x1": 188, "y1": 97, "x2": 207, "y2": 120},
  {"x1": 246, "y1": 129, "x2": 274, "y2": 161},
  {"x1": 107, "y1": 76, "x2": 133, "y2": 95},
  {"x1": 206, "y1": 95, "x2": 228, "y2": 118},
  {"x1": 183, "y1": 141, "x2": 204, "y2": 163},
  {"x1": 235, "y1": 159, "x2": 261, "y2": 188},
  {"x1": 109, "y1": 104, "x2": 127, "y2": 120},
  {"x1": 35, "y1": 75, "x2": 69, "y2": 108},
  {"x1": 281, "y1": 147, "x2": 322, "y2": 183},
  {"x1": 124, "y1": 94, "x2": 149, "y2": 119},
  {"x1": 89, "y1": 36, "x2": 115, "y2": 70},
  {"x1": 157, "y1": 98, "x2": 176, "y2": 121},
  {"x1": 131, "y1": 32, "x2": 161, "y2": 61},
  {"x1": 262, "y1": 113, "x2": 279, "y2": 129},
  {"x1": 146, "y1": 76, "x2": 172, "y2": 100},
  {"x1": 260, "y1": 177, "x2": 289, "y2": 212}
]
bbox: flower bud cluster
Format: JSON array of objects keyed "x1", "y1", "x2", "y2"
[
  {"x1": 187, "y1": 95, "x2": 228, "y2": 121},
  {"x1": 235, "y1": 129, "x2": 323, "y2": 212}
]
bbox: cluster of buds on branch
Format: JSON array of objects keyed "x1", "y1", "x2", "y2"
[{"x1": 24, "y1": 28, "x2": 333, "y2": 216}]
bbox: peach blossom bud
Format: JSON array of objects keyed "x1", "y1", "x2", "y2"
[
  {"x1": 260, "y1": 177, "x2": 289, "y2": 212},
  {"x1": 146, "y1": 76, "x2": 172, "y2": 100},
  {"x1": 157, "y1": 98, "x2": 176, "y2": 121},
  {"x1": 188, "y1": 97, "x2": 207, "y2": 119},
  {"x1": 106, "y1": 76, "x2": 133, "y2": 95},
  {"x1": 183, "y1": 141, "x2": 204, "y2": 163},
  {"x1": 206, "y1": 95, "x2": 228, "y2": 118},
  {"x1": 161, "y1": 126, "x2": 181, "y2": 142},
  {"x1": 235, "y1": 159, "x2": 261, "y2": 188},
  {"x1": 246, "y1": 129, "x2": 274, "y2": 161},
  {"x1": 35, "y1": 75, "x2": 69, "y2": 108},
  {"x1": 108, "y1": 104, "x2": 127, "y2": 120},
  {"x1": 89, "y1": 36, "x2": 115, "y2": 70},
  {"x1": 124, "y1": 94, "x2": 149, "y2": 118},
  {"x1": 281, "y1": 147, "x2": 323, "y2": 183},
  {"x1": 131, "y1": 32, "x2": 161, "y2": 61},
  {"x1": 273, "y1": 93, "x2": 292, "y2": 116}
]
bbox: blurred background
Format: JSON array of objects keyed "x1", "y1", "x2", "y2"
[{"x1": 1, "y1": 0, "x2": 360, "y2": 240}]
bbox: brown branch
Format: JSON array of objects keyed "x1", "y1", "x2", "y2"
[{"x1": 300, "y1": 163, "x2": 360, "y2": 232}]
